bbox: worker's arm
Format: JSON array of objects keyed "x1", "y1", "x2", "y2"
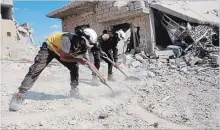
[
  {"x1": 60, "y1": 51, "x2": 86, "y2": 64},
  {"x1": 112, "y1": 42, "x2": 118, "y2": 63},
  {"x1": 96, "y1": 36, "x2": 105, "y2": 56},
  {"x1": 59, "y1": 35, "x2": 87, "y2": 64}
]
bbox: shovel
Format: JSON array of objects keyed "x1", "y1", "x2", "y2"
[
  {"x1": 84, "y1": 59, "x2": 114, "y2": 94},
  {"x1": 69, "y1": 54, "x2": 114, "y2": 94},
  {"x1": 101, "y1": 52, "x2": 140, "y2": 81}
]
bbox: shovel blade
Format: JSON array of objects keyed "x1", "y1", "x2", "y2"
[{"x1": 125, "y1": 76, "x2": 140, "y2": 81}]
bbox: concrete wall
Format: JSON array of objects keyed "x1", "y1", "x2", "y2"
[
  {"x1": 1, "y1": 0, "x2": 13, "y2": 6},
  {"x1": 1, "y1": 19, "x2": 17, "y2": 44},
  {"x1": 62, "y1": 1, "x2": 153, "y2": 54},
  {"x1": 1, "y1": 0, "x2": 16, "y2": 44}
]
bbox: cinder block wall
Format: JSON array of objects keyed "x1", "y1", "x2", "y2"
[{"x1": 62, "y1": 1, "x2": 152, "y2": 54}]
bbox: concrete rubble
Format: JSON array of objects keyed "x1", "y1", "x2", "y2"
[
  {"x1": 15, "y1": 22, "x2": 35, "y2": 45},
  {"x1": 1, "y1": 0, "x2": 220, "y2": 129},
  {"x1": 1, "y1": 1, "x2": 36, "y2": 61}
]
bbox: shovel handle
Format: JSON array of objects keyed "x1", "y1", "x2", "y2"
[
  {"x1": 102, "y1": 52, "x2": 128, "y2": 77},
  {"x1": 85, "y1": 60, "x2": 114, "y2": 92},
  {"x1": 85, "y1": 60, "x2": 106, "y2": 83},
  {"x1": 68, "y1": 54, "x2": 114, "y2": 92}
]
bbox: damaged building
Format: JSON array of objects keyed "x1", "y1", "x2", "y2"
[
  {"x1": 47, "y1": 0, "x2": 219, "y2": 66},
  {"x1": 149, "y1": 0, "x2": 219, "y2": 48},
  {"x1": 149, "y1": 0, "x2": 219, "y2": 67},
  {"x1": 46, "y1": 1, "x2": 155, "y2": 55},
  {"x1": 1, "y1": 0, "x2": 34, "y2": 44},
  {"x1": 1, "y1": 0, "x2": 16, "y2": 43}
]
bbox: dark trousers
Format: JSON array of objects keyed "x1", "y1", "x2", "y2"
[
  {"x1": 18, "y1": 42, "x2": 79, "y2": 94},
  {"x1": 91, "y1": 47, "x2": 113, "y2": 75}
]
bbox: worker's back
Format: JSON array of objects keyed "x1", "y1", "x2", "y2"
[{"x1": 99, "y1": 33, "x2": 118, "y2": 51}]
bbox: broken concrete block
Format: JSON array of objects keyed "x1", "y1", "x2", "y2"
[
  {"x1": 184, "y1": 51, "x2": 194, "y2": 63},
  {"x1": 98, "y1": 113, "x2": 108, "y2": 119},
  {"x1": 209, "y1": 55, "x2": 220, "y2": 66},
  {"x1": 158, "y1": 59, "x2": 168, "y2": 63},
  {"x1": 159, "y1": 55, "x2": 170, "y2": 59},
  {"x1": 180, "y1": 67, "x2": 189, "y2": 74},
  {"x1": 167, "y1": 45, "x2": 183, "y2": 58},
  {"x1": 147, "y1": 71, "x2": 156, "y2": 77},
  {"x1": 140, "y1": 51, "x2": 148, "y2": 59},
  {"x1": 155, "y1": 50, "x2": 174, "y2": 58},
  {"x1": 169, "y1": 59, "x2": 176, "y2": 64},
  {"x1": 131, "y1": 61, "x2": 141, "y2": 67},
  {"x1": 68, "y1": 120, "x2": 76, "y2": 125},
  {"x1": 125, "y1": 54, "x2": 134, "y2": 64},
  {"x1": 189, "y1": 56, "x2": 201, "y2": 66},
  {"x1": 170, "y1": 65, "x2": 177, "y2": 69},
  {"x1": 175, "y1": 58, "x2": 187, "y2": 68},
  {"x1": 153, "y1": 122, "x2": 159, "y2": 128},
  {"x1": 39, "y1": 121, "x2": 45, "y2": 126},
  {"x1": 130, "y1": 49, "x2": 135, "y2": 55},
  {"x1": 135, "y1": 54, "x2": 144, "y2": 62},
  {"x1": 197, "y1": 58, "x2": 208, "y2": 65}
]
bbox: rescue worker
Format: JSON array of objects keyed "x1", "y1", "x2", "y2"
[
  {"x1": 91, "y1": 29, "x2": 125, "y2": 82},
  {"x1": 9, "y1": 25, "x2": 98, "y2": 111}
]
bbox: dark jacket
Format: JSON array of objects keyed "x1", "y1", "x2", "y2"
[
  {"x1": 97, "y1": 33, "x2": 119, "y2": 62},
  {"x1": 62, "y1": 33, "x2": 87, "y2": 57}
]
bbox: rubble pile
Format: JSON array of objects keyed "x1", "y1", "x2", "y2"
[
  {"x1": 124, "y1": 50, "x2": 219, "y2": 129},
  {"x1": 124, "y1": 14, "x2": 219, "y2": 127},
  {"x1": 156, "y1": 12, "x2": 220, "y2": 69},
  {"x1": 15, "y1": 22, "x2": 35, "y2": 45},
  {"x1": 1, "y1": 21, "x2": 37, "y2": 61}
]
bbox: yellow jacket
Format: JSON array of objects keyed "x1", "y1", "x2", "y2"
[{"x1": 46, "y1": 32, "x2": 65, "y2": 56}]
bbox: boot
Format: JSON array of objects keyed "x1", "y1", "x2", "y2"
[
  {"x1": 69, "y1": 87, "x2": 80, "y2": 98},
  {"x1": 9, "y1": 92, "x2": 25, "y2": 111},
  {"x1": 107, "y1": 74, "x2": 116, "y2": 82},
  {"x1": 90, "y1": 75, "x2": 100, "y2": 86}
]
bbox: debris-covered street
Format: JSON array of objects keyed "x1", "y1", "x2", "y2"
[
  {"x1": 1, "y1": 0, "x2": 219, "y2": 129},
  {"x1": 1, "y1": 48, "x2": 219, "y2": 129}
]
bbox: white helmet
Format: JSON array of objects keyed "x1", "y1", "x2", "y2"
[
  {"x1": 116, "y1": 29, "x2": 126, "y2": 40},
  {"x1": 83, "y1": 28, "x2": 98, "y2": 47}
]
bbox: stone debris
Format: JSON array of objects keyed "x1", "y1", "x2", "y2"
[
  {"x1": 131, "y1": 61, "x2": 141, "y2": 68},
  {"x1": 68, "y1": 120, "x2": 76, "y2": 125},
  {"x1": 1, "y1": 1, "x2": 219, "y2": 129},
  {"x1": 150, "y1": 11, "x2": 219, "y2": 70},
  {"x1": 155, "y1": 50, "x2": 174, "y2": 59},
  {"x1": 134, "y1": 54, "x2": 144, "y2": 63},
  {"x1": 98, "y1": 113, "x2": 108, "y2": 119},
  {"x1": 140, "y1": 51, "x2": 149, "y2": 59},
  {"x1": 152, "y1": 122, "x2": 159, "y2": 128}
]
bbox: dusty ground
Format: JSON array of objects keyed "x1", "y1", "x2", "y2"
[{"x1": 1, "y1": 45, "x2": 219, "y2": 129}]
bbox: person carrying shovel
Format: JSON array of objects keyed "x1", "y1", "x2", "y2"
[
  {"x1": 9, "y1": 25, "x2": 98, "y2": 111},
  {"x1": 90, "y1": 29, "x2": 125, "y2": 83}
]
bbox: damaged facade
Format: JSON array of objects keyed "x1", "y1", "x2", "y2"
[
  {"x1": 1, "y1": 0, "x2": 16, "y2": 43},
  {"x1": 47, "y1": 1, "x2": 155, "y2": 55},
  {"x1": 1, "y1": 0, "x2": 34, "y2": 44},
  {"x1": 47, "y1": 0, "x2": 219, "y2": 66},
  {"x1": 149, "y1": 0, "x2": 219, "y2": 67}
]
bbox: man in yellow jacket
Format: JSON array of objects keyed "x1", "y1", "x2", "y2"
[{"x1": 9, "y1": 25, "x2": 98, "y2": 111}]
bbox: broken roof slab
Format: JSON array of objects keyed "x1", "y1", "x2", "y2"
[
  {"x1": 46, "y1": 1, "x2": 98, "y2": 19},
  {"x1": 149, "y1": 0, "x2": 219, "y2": 26}
]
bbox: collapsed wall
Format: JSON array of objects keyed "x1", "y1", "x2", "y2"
[{"x1": 1, "y1": 1, "x2": 37, "y2": 60}]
